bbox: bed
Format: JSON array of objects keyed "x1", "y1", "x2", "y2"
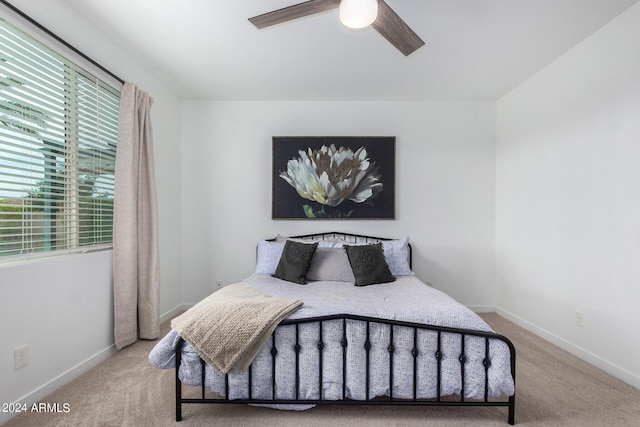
[{"x1": 149, "y1": 232, "x2": 516, "y2": 424}]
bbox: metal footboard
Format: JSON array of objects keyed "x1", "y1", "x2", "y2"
[{"x1": 175, "y1": 314, "x2": 516, "y2": 424}]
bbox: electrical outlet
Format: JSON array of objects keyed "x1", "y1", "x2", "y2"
[
  {"x1": 575, "y1": 311, "x2": 585, "y2": 328},
  {"x1": 14, "y1": 345, "x2": 28, "y2": 370}
]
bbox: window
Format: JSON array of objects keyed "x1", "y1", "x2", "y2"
[{"x1": 0, "y1": 15, "x2": 120, "y2": 259}]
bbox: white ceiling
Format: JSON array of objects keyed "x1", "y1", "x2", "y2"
[{"x1": 62, "y1": 0, "x2": 639, "y2": 101}]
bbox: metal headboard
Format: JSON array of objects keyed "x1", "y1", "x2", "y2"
[{"x1": 276, "y1": 231, "x2": 412, "y2": 269}]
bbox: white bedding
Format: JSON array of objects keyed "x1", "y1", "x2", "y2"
[{"x1": 149, "y1": 274, "x2": 515, "y2": 404}]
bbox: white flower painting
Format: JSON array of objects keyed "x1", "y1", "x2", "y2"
[{"x1": 273, "y1": 137, "x2": 395, "y2": 219}]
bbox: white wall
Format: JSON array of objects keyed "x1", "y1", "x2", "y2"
[
  {"x1": 0, "y1": 1, "x2": 182, "y2": 423},
  {"x1": 0, "y1": 252, "x2": 114, "y2": 418},
  {"x1": 181, "y1": 101, "x2": 497, "y2": 310},
  {"x1": 496, "y1": 3, "x2": 640, "y2": 387}
]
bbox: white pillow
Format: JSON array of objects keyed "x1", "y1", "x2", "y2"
[
  {"x1": 381, "y1": 237, "x2": 414, "y2": 276},
  {"x1": 255, "y1": 240, "x2": 284, "y2": 274}
]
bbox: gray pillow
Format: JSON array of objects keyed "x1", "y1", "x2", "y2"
[
  {"x1": 343, "y1": 243, "x2": 395, "y2": 287},
  {"x1": 273, "y1": 240, "x2": 318, "y2": 284},
  {"x1": 320, "y1": 237, "x2": 414, "y2": 276},
  {"x1": 306, "y1": 247, "x2": 355, "y2": 282}
]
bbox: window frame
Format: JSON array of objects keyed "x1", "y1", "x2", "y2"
[{"x1": 0, "y1": 2, "x2": 122, "y2": 263}]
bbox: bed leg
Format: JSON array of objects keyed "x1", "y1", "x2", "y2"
[
  {"x1": 508, "y1": 395, "x2": 515, "y2": 425},
  {"x1": 175, "y1": 380, "x2": 182, "y2": 422},
  {"x1": 175, "y1": 338, "x2": 183, "y2": 422}
]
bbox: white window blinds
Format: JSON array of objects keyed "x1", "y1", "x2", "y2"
[{"x1": 0, "y1": 15, "x2": 120, "y2": 259}]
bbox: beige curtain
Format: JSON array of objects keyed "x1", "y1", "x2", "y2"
[{"x1": 113, "y1": 82, "x2": 160, "y2": 350}]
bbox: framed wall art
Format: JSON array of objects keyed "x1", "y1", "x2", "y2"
[{"x1": 272, "y1": 136, "x2": 395, "y2": 219}]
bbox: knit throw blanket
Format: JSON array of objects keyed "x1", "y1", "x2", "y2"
[{"x1": 170, "y1": 283, "x2": 303, "y2": 374}]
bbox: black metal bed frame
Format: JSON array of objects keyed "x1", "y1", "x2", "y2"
[
  {"x1": 174, "y1": 232, "x2": 516, "y2": 424},
  {"x1": 175, "y1": 314, "x2": 516, "y2": 424}
]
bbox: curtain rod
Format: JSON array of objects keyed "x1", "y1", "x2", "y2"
[{"x1": 0, "y1": 0, "x2": 125, "y2": 85}]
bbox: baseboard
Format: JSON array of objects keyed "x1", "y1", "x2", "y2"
[
  {"x1": 468, "y1": 305, "x2": 495, "y2": 314},
  {"x1": 496, "y1": 307, "x2": 640, "y2": 390},
  {"x1": 0, "y1": 345, "x2": 116, "y2": 425},
  {"x1": 159, "y1": 303, "x2": 191, "y2": 324}
]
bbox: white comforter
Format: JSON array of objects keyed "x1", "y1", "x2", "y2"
[{"x1": 149, "y1": 274, "x2": 515, "y2": 404}]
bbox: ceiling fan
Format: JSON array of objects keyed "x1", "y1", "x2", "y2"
[{"x1": 249, "y1": 0, "x2": 425, "y2": 56}]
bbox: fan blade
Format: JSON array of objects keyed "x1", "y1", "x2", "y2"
[
  {"x1": 249, "y1": 0, "x2": 340, "y2": 29},
  {"x1": 372, "y1": 1, "x2": 425, "y2": 56}
]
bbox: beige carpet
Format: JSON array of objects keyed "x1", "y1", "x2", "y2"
[{"x1": 4, "y1": 314, "x2": 640, "y2": 427}]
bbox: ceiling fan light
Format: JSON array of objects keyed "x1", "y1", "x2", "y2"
[{"x1": 339, "y1": 0, "x2": 379, "y2": 29}]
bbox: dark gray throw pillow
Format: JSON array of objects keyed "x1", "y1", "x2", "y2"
[
  {"x1": 344, "y1": 243, "x2": 396, "y2": 287},
  {"x1": 273, "y1": 240, "x2": 318, "y2": 284}
]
